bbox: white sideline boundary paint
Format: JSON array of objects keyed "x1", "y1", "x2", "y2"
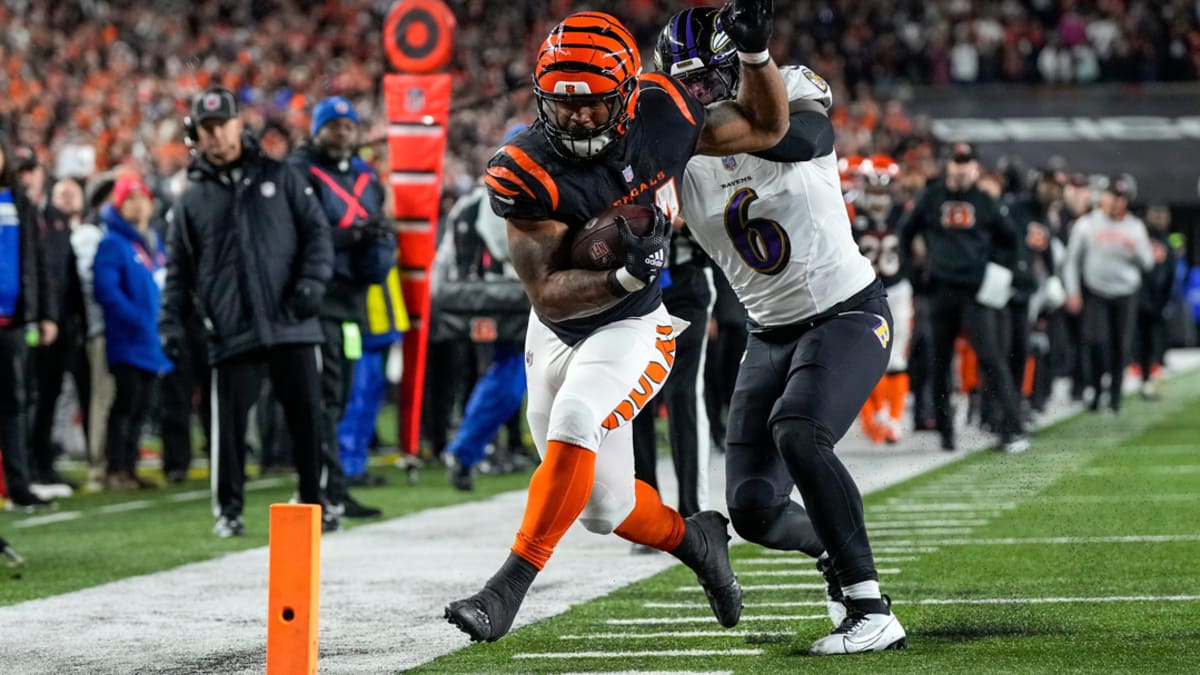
[
  {"x1": 645, "y1": 595, "x2": 1200, "y2": 610},
  {"x1": 607, "y1": 615, "x2": 828, "y2": 625},
  {"x1": 868, "y1": 534, "x2": 1200, "y2": 547},
  {"x1": 869, "y1": 519, "x2": 990, "y2": 528},
  {"x1": 96, "y1": 500, "x2": 152, "y2": 514},
  {"x1": 741, "y1": 556, "x2": 917, "y2": 564},
  {"x1": 558, "y1": 672, "x2": 734, "y2": 675},
  {"x1": 514, "y1": 650, "x2": 763, "y2": 659},
  {"x1": 13, "y1": 511, "x2": 82, "y2": 528}
]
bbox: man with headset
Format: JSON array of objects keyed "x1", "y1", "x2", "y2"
[{"x1": 161, "y1": 87, "x2": 336, "y2": 536}]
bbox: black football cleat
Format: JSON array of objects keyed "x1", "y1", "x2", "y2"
[
  {"x1": 445, "y1": 552, "x2": 537, "y2": 643},
  {"x1": 672, "y1": 510, "x2": 743, "y2": 628}
]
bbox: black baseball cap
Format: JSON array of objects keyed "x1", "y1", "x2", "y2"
[
  {"x1": 1106, "y1": 174, "x2": 1135, "y2": 200},
  {"x1": 949, "y1": 142, "x2": 975, "y2": 163},
  {"x1": 190, "y1": 88, "x2": 239, "y2": 123}
]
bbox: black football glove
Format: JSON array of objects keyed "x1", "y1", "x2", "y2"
[
  {"x1": 607, "y1": 206, "x2": 671, "y2": 298},
  {"x1": 360, "y1": 218, "x2": 396, "y2": 242},
  {"x1": 718, "y1": 0, "x2": 774, "y2": 55},
  {"x1": 288, "y1": 278, "x2": 325, "y2": 319}
]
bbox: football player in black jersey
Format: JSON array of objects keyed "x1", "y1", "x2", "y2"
[{"x1": 444, "y1": 0, "x2": 788, "y2": 644}]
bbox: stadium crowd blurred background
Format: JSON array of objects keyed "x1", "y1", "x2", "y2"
[{"x1": 1, "y1": 0, "x2": 1199, "y2": 509}]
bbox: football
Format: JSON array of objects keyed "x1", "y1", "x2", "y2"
[{"x1": 568, "y1": 203, "x2": 657, "y2": 270}]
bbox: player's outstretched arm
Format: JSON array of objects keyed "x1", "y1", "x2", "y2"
[
  {"x1": 696, "y1": 0, "x2": 788, "y2": 157},
  {"x1": 507, "y1": 217, "x2": 623, "y2": 323}
]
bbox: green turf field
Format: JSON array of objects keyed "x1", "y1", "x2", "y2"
[
  {"x1": 412, "y1": 378, "x2": 1200, "y2": 674},
  {"x1": 0, "y1": 462, "x2": 532, "y2": 606}
]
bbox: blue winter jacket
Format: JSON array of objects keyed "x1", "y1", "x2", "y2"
[{"x1": 93, "y1": 205, "x2": 174, "y2": 375}]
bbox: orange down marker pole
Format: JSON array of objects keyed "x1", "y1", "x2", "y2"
[{"x1": 266, "y1": 504, "x2": 321, "y2": 675}]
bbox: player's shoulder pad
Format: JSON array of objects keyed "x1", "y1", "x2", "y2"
[
  {"x1": 780, "y1": 64, "x2": 834, "y2": 111},
  {"x1": 485, "y1": 130, "x2": 559, "y2": 218},
  {"x1": 637, "y1": 72, "x2": 705, "y2": 127}
]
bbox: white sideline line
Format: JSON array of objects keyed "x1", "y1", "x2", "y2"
[
  {"x1": 870, "y1": 534, "x2": 1200, "y2": 547},
  {"x1": 166, "y1": 490, "x2": 210, "y2": 502},
  {"x1": 741, "y1": 556, "x2": 918, "y2": 565},
  {"x1": 646, "y1": 595, "x2": 1200, "y2": 610},
  {"x1": 554, "y1": 667, "x2": 729, "y2": 672},
  {"x1": 13, "y1": 511, "x2": 82, "y2": 528},
  {"x1": 559, "y1": 631, "x2": 791, "y2": 640},
  {"x1": 869, "y1": 520, "x2": 990, "y2": 528},
  {"x1": 682, "y1": 583, "x2": 826, "y2": 591},
  {"x1": 515, "y1": 650, "x2": 762, "y2": 659},
  {"x1": 865, "y1": 511, "x2": 1003, "y2": 520},
  {"x1": 868, "y1": 527, "x2": 974, "y2": 536},
  {"x1": 97, "y1": 500, "x2": 152, "y2": 514},
  {"x1": 1081, "y1": 465, "x2": 1200, "y2": 475},
  {"x1": 879, "y1": 502, "x2": 1018, "y2": 511},
  {"x1": 872, "y1": 546, "x2": 941, "y2": 553},
  {"x1": 608, "y1": 615, "x2": 828, "y2": 625},
  {"x1": 740, "y1": 568, "x2": 900, "y2": 578}
]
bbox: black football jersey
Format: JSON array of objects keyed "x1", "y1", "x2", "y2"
[
  {"x1": 485, "y1": 73, "x2": 707, "y2": 345},
  {"x1": 853, "y1": 206, "x2": 906, "y2": 288}
]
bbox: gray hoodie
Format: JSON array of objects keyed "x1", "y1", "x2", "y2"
[{"x1": 1063, "y1": 208, "x2": 1154, "y2": 299}]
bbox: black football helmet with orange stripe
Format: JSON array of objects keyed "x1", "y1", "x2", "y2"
[
  {"x1": 653, "y1": 7, "x2": 739, "y2": 105},
  {"x1": 533, "y1": 12, "x2": 642, "y2": 160}
]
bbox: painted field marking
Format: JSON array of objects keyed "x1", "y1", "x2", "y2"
[
  {"x1": 867, "y1": 527, "x2": 974, "y2": 537},
  {"x1": 879, "y1": 502, "x2": 1018, "y2": 511},
  {"x1": 740, "y1": 556, "x2": 917, "y2": 565},
  {"x1": 607, "y1": 615, "x2": 827, "y2": 625},
  {"x1": 97, "y1": 500, "x2": 152, "y2": 514},
  {"x1": 871, "y1": 546, "x2": 940, "y2": 554},
  {"x1": 868, "y1": 534, "x2": 1200, "y2": 547},
  {"x1": 738, "y1": 568, "x2": 900, "y2": 579},
  {"x1": 864, "y1": 511, "x2": 1004, "y2": 520},
  {"x1": 869, "y1": 519, "x2": 990, "y2": 528},
  {"x1": 514, "y1": 650, "x2": 763, "y2": 659},
  {"x1": 13, "y1": 511, "x2": 82, "y2": 528},
  {"x1": 646, "y1": 595, "x2": 1200, "y2": 610},
  {"x1": 167, "y1": 490, "x2": 210, "y2": 502},
  {"x1": 559, "y1": 631, "x2": 792, "y2": 640},
  {"x1": 1081, "y1": 465, "x2": 1200, "y2": 475},
  {"x1": 558, "y1": 671, "x2": 734, "y2": 675}
]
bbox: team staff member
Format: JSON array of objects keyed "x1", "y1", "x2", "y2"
[
  {"x1": 1135, "y1": 204, "x2": 1176, "y2": 400},
  {"x1": 0, "y1": 135, "x2": 58, "y2": 510},
  {"x1": 292, "y1": 96, "x2": 394, "y2": 514},
  {"x1": 899, "y1": 142, "x2": 1026, "y2": 453},
  {"x1": 1063, "y1": 177, "x2": 1154, "y2": 414},
  {"x1": 161, "y1": 88, "x2": 335, "y2": 537}
]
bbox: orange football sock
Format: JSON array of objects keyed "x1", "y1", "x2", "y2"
[
  {"x1": 511, "y1": 440, "x2": 596, "y2": 570},
  {"x1": 886, "y1": 372, "x2": 909, "y2": 422},
  {"x1": 859, "y1": 387, "x2": 882, "y2": 439},
  {"x1": 613, "y1": 480, "x2": 686, "y2": 551}
]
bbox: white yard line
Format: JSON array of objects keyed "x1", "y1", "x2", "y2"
[
  {"x1": 96, "y1": 500, "x2": 152, "y2": 514},
  {"x1": 868, "y1": 534, "x2": 1200, "y2": 547},
  {"x1": 559, "y1": 631, "x2": 791, "y2": 640},
  {"x1": 557, "y1": 671, "x2": 734, "y2": 675},
  {"x1": 739, "y1": 568, "x2": 900, "y2": 578},
  {"x1": 645, "y1": 595, "x2": 1200, "y2": 610},
  {"x1": 867, "y1": 527, "x2": 975, "y2": 536},
  {"x1": 740, "y1": 556, "x2": 917, "y2": 565},
  {"x1": 868, "y1": 519, "x2": 990, "y2": 528},
  {"x1": 12, "y1": 511, "x2": 82, "y2": 528},
  {"x1": 607, "y1": 615, "x2": 827, "y2": 625},
  {"x1": 514, "y1": 650, "x2": 763, "y2": 659}
]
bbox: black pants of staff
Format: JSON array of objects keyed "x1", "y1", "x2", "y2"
[
  {"x1": 318, "y1": 319, "x2": 356, "y2": 502},
  {"x1": 106, "y1": 365, "x2": 156, "y2": 475},
  {"x1": 704, "y1": 319, "x2": 746, "y2": 453},
  {"x1": 1135, "y1": 310, "x2": 1167, "y2": 381},
  {"x1": 907, "y1": 292, "x2": 936, "y2": 429},
  {"x1": 0, "y1": 327, "x2": 36, "y2": 502},
  {"x1": 159, "y1": 321, "x2": 209, "y2": 477},
  {"x1": 930, "y1": 284, "x2": 1025, "y2": 445},
  {"x1": 29, "y1": 330, "x2": 90, "y2": 481},
  {"x1": 210, "y1": 345, "x2": 323, "y2": 519},
  {"x1": 1082, "y1": 291, "x2": 1138, "y2": 412},
  {"x1": 633, "y1": 265, "x2": 712, "y2": 518}
]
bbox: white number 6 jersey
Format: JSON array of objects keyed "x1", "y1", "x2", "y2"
[{"x1": 679, "y1": 67, "x2": 875, "y2": 327}]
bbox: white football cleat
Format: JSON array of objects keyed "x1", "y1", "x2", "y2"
[{"x1": 809, "y1": 609, "x2": 908, "y2": 655}]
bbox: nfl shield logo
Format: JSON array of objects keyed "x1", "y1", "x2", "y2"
[
  {"x1": 722, "y1": 156, "x2": 737, "y2": 170},
  {"x1": 405, "y1": 87, "x2": 425, "y2": 112},
  {"x1": 622, "y1": 165, "x2": 634, "y2": 183}
]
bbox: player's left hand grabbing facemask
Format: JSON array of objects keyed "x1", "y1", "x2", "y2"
[
  {"x1": 608, "y1": 206, "x2": 672, "y2": 297},
  {"x1": 718, "y1": 0, "x2": 774, "y2": 56}
]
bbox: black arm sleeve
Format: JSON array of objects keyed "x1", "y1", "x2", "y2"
[{"x1": 749, "y1": 110, "x2": 834, "y2": 163}]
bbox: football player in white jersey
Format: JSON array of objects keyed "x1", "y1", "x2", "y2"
[{"x1": 655, "y1": 9, "x2": 906, "y2": 655}]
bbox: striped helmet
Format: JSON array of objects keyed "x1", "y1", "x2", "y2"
[
  {"x1": 653, "y1": 8, "x2": 739, "y2": 105},
  {"x1": 533, "y1": 12, "x2": 642, "y2": 160}
]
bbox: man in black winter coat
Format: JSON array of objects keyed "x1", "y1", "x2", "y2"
[
  {"x1": 160, "y1": 88, "x2": 336, "y2": 537},
  {"x1": 0, "y1": 136, "x2": 59, "y2": 511}
]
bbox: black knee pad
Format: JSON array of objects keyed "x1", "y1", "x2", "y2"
[
  {"x1": 728, "y1": 500, "x2": 788, "y2": 548},
  {"x1": 771, "y1": 416, "x2": 834, "y2": 470}
]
